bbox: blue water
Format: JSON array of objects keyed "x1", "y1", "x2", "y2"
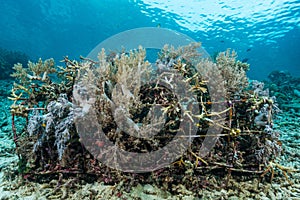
[{"x1": 0, "y1": 0, "x2": 299, "y2": 80}]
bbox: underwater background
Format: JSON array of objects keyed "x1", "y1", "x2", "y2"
[
  {"x1": 1, "y1": 1, "x2": 300, "y2": 199},
  {"x1": 0, "y1": 0, "x2": 299, "y2": 80}
]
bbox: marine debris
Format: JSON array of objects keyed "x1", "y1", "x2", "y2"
[{"x1": 6, "y1": 42, "x2": 289, "y2": 197}]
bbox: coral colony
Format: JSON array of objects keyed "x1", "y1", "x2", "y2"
[{"x1": 8, "y1": 43, "x2": 295, "y2": 196}]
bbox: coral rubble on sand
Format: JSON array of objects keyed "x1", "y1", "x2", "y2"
[{"x1": 0, "y1": 44, "x2": 299, "y2": 199}]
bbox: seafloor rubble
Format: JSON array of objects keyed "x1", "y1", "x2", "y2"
[{"x1": 0, "y1": 43, "x2": 299, "y2": 199}]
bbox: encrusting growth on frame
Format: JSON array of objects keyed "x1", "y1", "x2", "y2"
[{"x1": 6, "y1": 42, "x2": 295, "y2": 197}]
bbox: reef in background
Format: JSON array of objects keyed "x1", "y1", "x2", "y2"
[
  {"x1": 0, "y1": 47, "x2": 29, "y2": 80},
  {"x1": 264, "y1": 70, "x2": 300, "y2": 112}
]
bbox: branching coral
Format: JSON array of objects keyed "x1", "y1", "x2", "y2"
[
  {"x1": 9, "y1": 57, "x2": 81, "y2": 168},
  {"x1": 7, "y1": 42, "x2": 286, "y2": 192},
  {"x1": 216, "y1": 49, "x2": 249, "y2": 97},
  {"x1": 11, "y1": 58, "x2": 56, "y2": 86},
  {"x1": 9, "y1": 58, "x2": 57, "y2": 117}
]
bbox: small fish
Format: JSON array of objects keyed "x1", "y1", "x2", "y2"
[
  {"x1": 220, "y1": 40, "x2": 225, "y2": 43},
  {"x1": 242, "y1": 58, "x2": 249, "y2": 63},
  {"x1": 246, "y1": 48, "x2": 251, "y2": 52},
  {"x1": 157, "y1": 23, "x2": 161, "y2": 28}
]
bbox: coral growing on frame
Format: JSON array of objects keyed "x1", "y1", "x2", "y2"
[{"x1": 7, "y1": 43, "x2": 288, "y2": 196}]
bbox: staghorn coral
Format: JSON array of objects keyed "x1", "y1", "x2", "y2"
[
  {"x1": 9, "y1": 57, "x2": 83, "y2": 170},
  {"x1": 11, "y1": 58, "x2": 56, "y2": 86},
  {"x1": 9, "y1": 58, "x2": 57, "y2": 117}
]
